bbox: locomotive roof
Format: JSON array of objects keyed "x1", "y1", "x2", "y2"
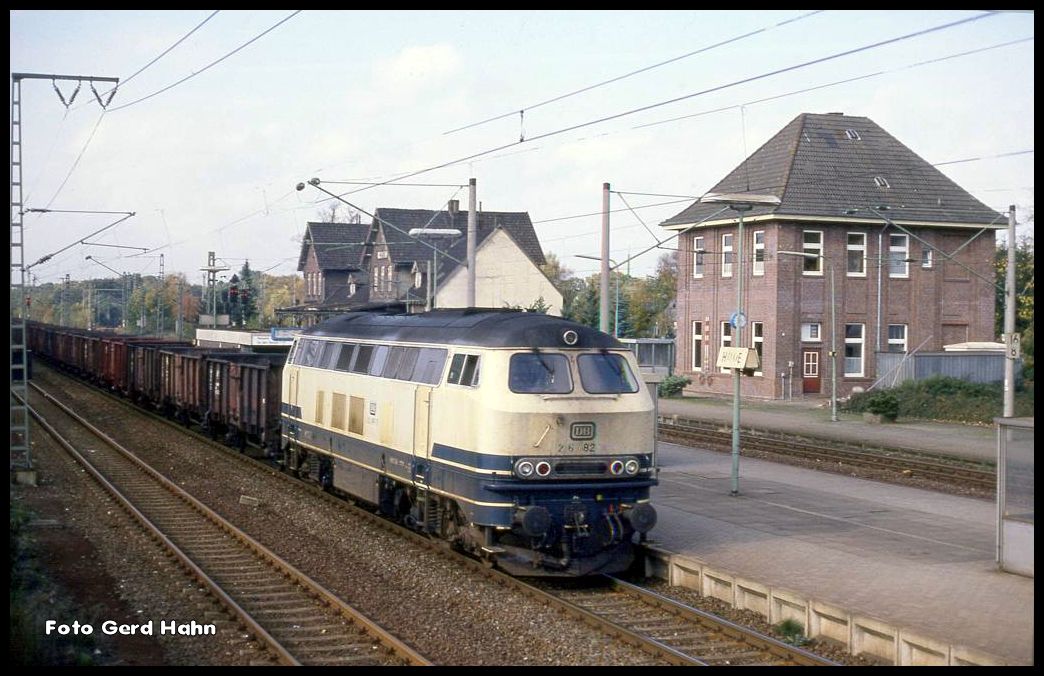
[{"x1": 302, "y1": 309, "x2": 622, "y2": 349}]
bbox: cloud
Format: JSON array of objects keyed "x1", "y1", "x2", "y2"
[{"x1": 371, "y1": 43, "x2": 462, "y2": 101}]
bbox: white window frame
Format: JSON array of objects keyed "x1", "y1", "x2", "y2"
[
  {"x1": 691, "y1": 320, "x2": 703, "y2": 372},
  {"x1": 846, "y1": 232, "x2": 867, "y2": 277},
  {"x1": 888, "y1": 324, "x2": 907, "y2": 353},
  {"x1": 844, "y1": 323, "x2": 865, "y2": 377},
  {"x1": 693, "y1": 236, "x2": 705, "y2": 279},
  {"x1": 721, "y1": 233, "x2": 733, "y2": 278},
  {"x1": 752, "y1": 321, "x2": 764, "y2": 376},
  {"x1": 349, "y1": 281, "x2": 357, "y2": 296},
  {"x1": 889, "y1": 234, "x2": 909, "y2": 278},
  {"x1": 801, "y1": 322, "x2": 821, "y2": 342},
  {"x1": 752, "y1": 231, "x2": 765, "y2": 276},
  {"x1": 802, "y1": 230, "x2": 823, "y2": 276},
  {"x1": 921, "y1": 247, "x2": 933, "y2": 269},
  {"x1": 719, "y1": 321, "x2": 732, "y2": 373},
  {"x1": 376, "y1": 249, "x2": 388, "y2": 259},
  {"x1": 415, "y1": 270, "x2": 423, "y2": 288}
]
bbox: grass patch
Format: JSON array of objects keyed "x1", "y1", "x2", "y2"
[{"x1": 774, "y1": 618, "x2": 809, "y2": 646}]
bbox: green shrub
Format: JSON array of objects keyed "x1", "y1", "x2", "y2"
[
  {"x1": 658, "y1": 375, "x2": 691, "y2": 398},
  {"x1": 842, "y1": 376, "x2": 1034, "y2": 424},
  {"x1": 865, "y1": 389, "x2": 899, "y2": 421}
]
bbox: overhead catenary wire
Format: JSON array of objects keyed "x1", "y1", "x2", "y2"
[
  {"x1": 443, "y1": 10, "x2": 825, "y2": 135},
  {"x1": 35, "y1": 11, "x2": 225, "y2": 210},
  {"x1": 107, "y1": 10, "x2": 303, "y2": 112},
  {"x1": 322, "y1": 12, "x2": 1000, "y2": 202}
]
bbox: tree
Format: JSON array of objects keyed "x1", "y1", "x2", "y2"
[
  {"x1": 317, "y1": 202, "x2": 362, "y2": 224},
  {"x1": 995, "y1": 231, "x2": 1034, "y2": 379}
]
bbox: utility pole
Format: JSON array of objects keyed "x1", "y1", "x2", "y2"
[
  {"x1": 1003, "y1": 205, "x2": 1017, "y2": 418},
  {"x1": 200, "y1": 251, "x2": 229, "y2": 329},
  {"x1": 467, "y1": 177, "x2": 477, "y2": 307},
  {"x1": 600, "y1": 182, "x2": 610, "y2": 334},
  {"x1": 156, "y1": 253, "x2": 164, "y2": 335},
  {"x1": 176, "y1": 277, "x2": 184, "y2": 339},
  {"x1": 11, "y1": 73, "x2": 119, "y2": 476},
  {"x1": 60, "y1": 274, "x2": 69, "y2": 326}
]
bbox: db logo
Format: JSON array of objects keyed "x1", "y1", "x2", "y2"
[{"x1": 570, "y1": 422, "x2": 596, "y2": 440}]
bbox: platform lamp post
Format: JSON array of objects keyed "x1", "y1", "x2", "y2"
[
  {"x1": 575, "y1": 254, "x2": 621, "y2": 337},
  {"x1": 779, "y1": 250, "x2": 838, "y2": 422},
  {"x1": 408, "y1": 228, "x2": 462, "y2": 311},
  {"x1": 699, "y1": 192, "x2": 781, "y2": 496}
]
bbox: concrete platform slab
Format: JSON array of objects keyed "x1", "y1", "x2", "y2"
[{"x1": 647, "y1": 440, "x2": 1033, "y2": 665}]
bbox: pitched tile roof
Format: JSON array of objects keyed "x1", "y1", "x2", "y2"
[
  {"x1": 297, "y1": 221, "x2": 372, "y2": 272},
  {"x1": 661, "y1": 112, "x2": 1004, "y2": 229},
  {"x1": 374, "y1": 207, "x2": 546, "y2": 283}
]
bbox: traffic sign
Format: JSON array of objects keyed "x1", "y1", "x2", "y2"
[{"x1": 729, "y1": 311, "x2": 747, "y2": 329}]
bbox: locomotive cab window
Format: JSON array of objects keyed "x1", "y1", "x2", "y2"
[
  {"x1": 509, "y1": 353, "x2": 572, "y2": 394},
  {"x1": 447, "y1": 354, "x2": 480, "y2": 387},
  {"x1": 578, "y1": 353, "x2": 639, "y2": 394}
]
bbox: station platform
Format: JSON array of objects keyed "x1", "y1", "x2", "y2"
[
  {"x1": 645, "y1": 439, "x2": 1034, "y2": 665},
  {"x1": 656, "y1": 395, "x2": 997, "y2": 462}
]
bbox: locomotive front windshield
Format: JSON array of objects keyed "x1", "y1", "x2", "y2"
[
  {"x1": 509, "y1": 353, "x2": 572, "y2": 393},
  {"x1": 577, "y1": 353, "x2": 639, "y2": 394}
]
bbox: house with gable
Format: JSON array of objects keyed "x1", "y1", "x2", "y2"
[
  {"x1": 660, "y1": 112, "x2": 1004, "y2": 399},
  {"x1": 278, "y1": 221, "x2": 374, "y2": 326},
  {"x1": 368, "y1": 200, "x2": 563, "y2": 315}
]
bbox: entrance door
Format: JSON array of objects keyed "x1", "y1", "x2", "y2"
[{"x1": 802, "y1": 349, "x2": 821, "y2": 394}]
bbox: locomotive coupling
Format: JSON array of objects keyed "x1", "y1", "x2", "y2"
[
  {"x1": 514, "y1": 505, "x2": 552, "y2": 537},
  {"x1": 621, "y1": 503, "x2": 657, "y2": 534}
]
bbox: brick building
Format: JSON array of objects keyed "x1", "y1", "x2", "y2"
[{"x1": 660, "y1": 112, "x2": 1004, "y2": 399}]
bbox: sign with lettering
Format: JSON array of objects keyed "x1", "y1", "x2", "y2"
[{"x1": 716, "y1": 347, "x2": 760, "y2": 370}]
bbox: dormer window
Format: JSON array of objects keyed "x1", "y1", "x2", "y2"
[
  {"x1": 349, "y1": 282, "x2": 357, "y2": 296},
  {"x1": 874, "y1": 176, "x2": 890, "y2": 189},
  {"x1": 845, "y1": 129, "x2": 861, "y2": 140}
]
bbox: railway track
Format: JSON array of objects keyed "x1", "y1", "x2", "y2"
[
  {"x1": 24, "y1": 382, "x2": 431, "y2": 668},
  {"x1": 33, "y1": 364, "x2": 843, "y2": 666},
  {"x1": 539, "y1": 576, "x2": 836, "y2": 666},
  {"x1": 658, "y1": 417, "x2": 995, "y2": 492}
]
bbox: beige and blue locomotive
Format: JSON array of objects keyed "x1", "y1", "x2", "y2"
[{"x1": 280, "y1": 308, "x2": 658, "y2": 576}]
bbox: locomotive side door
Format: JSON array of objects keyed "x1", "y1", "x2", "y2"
[{"x1": 412, "y1": 386, "x2": 433, "y2": 486}]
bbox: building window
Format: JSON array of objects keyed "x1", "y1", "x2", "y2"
[
  {"x1": 874, "y1": 176, "x2": 890, "y2": 189},
  {"x1": 719, "y1": 321, "x2": 732, "y2": 373},
  {"x1": 691, "y1": 321, "x2": 703, "y2": 372},
  {"x1": 377, "y1": 250, "x2": 388, "y2": 259},
  {"x1": 693, "y1": 236, "x2": 705, "y2": 278},
  {"x1": 889, "y1": 234, "x2": 909, "y2": 278},
  {"x1": 721, "y1": 233, "x2": 733, "y2": 278},
  {"x1": 846, "y1": 232, "x2": 866, "y2": 276},
  {"x1": 415, "y1": 271, "x2": 423, "y2": 288},
  {"x1": 349, "y1": 282, "x2": 356, "y2": 296},
  {"x1": 844, "y1": 324, "x2": 865, "y2": 377},
  {"x1": 845, "y1": 129, "x2": 861, "y2": 140},
  {"x1": 888, "y1": 324, "x2": 907, "y2": 353},
  {"x1": 921, "y1": 248, "x2": 933, "y2": 269},
  {"x1": 752, "y1": 231, "x2": 765, "y2": 276},
  {"x1": 802, "y1": 231, "x2": 823, "y2": 274},
  {"x1": 801, "y1": 322, "x2": 821, "y2": 342},
  {"x1": 752, "y1": 321, "x2": 764, "y2": 376}
]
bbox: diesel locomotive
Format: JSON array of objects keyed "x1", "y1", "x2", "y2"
[{"x1": 280, "y1": 308, "x2": 658, "y2": 576}]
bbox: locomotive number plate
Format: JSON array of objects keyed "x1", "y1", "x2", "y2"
[
  {"x1": 570, "y1": 422, "x2": 596, "y2": 440},
  {"x1": 558, "y1": 442, "x2": 597, "y2": 454}
]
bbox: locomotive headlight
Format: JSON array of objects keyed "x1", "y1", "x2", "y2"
[
  {"x1": 609, "y1": 460, "x2": 624, "y2": 476},
  {"x1": 515, "y1": 459, "x2": 535, "y2": 478},
  {"x1": 535, "y1": 460, "x2": 552, "y2": 477},
  {"x1": 624, "y1": 459, "x2": 640, "y2": 476}
]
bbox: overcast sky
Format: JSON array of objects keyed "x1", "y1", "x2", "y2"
[{"x1": 10, "y1": 10, "x2": 1034, "y2": 286}]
